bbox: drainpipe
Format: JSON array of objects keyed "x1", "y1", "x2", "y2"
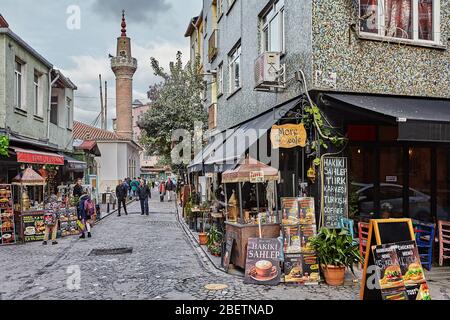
[{"x1": 46, "y1": 69, "x2": 60, "y2": 140}]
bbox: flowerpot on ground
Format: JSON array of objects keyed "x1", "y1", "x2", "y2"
[
  {"x1": 198, "y1": 232, "x2": 208, "y2": 245},
  {"x1": 322, "y1": 265, "x2": 346, "y2": 286}
]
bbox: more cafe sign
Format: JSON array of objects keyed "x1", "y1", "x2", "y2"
[
  {"x1": 250, "y1": 171, "x2": 265, "y2": 183},
  {"x1": 270, "y1": 124, "x2": 307, "y2": 149}
]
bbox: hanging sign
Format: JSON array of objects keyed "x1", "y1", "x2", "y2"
[
  {"x1": 321, "y1": 157, "x2": 348, "y2": 229},
  {"x1": 250, "y1": 171, "x2": 265, "y2": 183},
  {"x1": 270, "y1": 124, "x2": 307, "y2": 149}
]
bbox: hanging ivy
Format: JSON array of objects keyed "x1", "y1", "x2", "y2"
[
  {"x1": 0, "y1": 135, "x2": 9, "y2": 157},
  {"x1": 302, "y1": 104, "x2": 347, "y2": 167}
]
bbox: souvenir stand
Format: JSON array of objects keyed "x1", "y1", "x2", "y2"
[
  {"x1": 0, "y1": 184, "x2": 16, "y2": 245},
  {"x1": 222, "y1": 157, "x2": 281, "y2": 270},
  {"x1": 11, "y1": 168, "x2": 47, "y2": 243}
]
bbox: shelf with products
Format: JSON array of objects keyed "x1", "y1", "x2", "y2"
[{"x1": 0, "y1": 184, "x2": 17, "y2": 245}]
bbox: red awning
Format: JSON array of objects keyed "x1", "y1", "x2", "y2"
[{"x1": 13, "y1": 147, "x2": 65, "y2": 165}]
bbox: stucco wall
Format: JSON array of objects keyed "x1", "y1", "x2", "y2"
[
  {"x1": 0, "y1": 35, "x2": 5, "y2": 128},
  {"x1": 2, "y1": 33, "x2": 51, "y2": 140},
  {"x1": 311, "y1": 0, "x2": 450, "y2": 97},
  {"x1": 96, "y1": 142, "x2": 119, "y2": 193},
  {"x1": 48, "y1": 87, "x2": 74, "y2": 152}
]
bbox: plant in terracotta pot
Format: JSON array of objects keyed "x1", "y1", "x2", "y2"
[
  {"x1": 207, "y1": 225, "x2": 223, "y2": 257},
  {"x1": 309, "y1": 228, "x2": 363, "y2": 286}
]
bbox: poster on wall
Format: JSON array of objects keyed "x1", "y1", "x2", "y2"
[
  {"x1": 321, "y1": 157, "x2": 348, "y2": 229},
  {"x1": 244, "y1": 238, "x2": 281, "y2": 286}
]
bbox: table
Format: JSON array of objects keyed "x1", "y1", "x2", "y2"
[{"x1": 225, "y1": 222, "x2": 281, "y2": 270}]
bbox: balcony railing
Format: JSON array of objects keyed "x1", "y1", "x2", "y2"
[{"x1": 208, "y1": 29, "x2": 219, "y2": 63}]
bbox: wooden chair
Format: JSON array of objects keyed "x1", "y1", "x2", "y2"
[
  {"x1": 413, "y1": 220, "x2": 435, "y2": 271},
  {"x1": 438, "y1": 221, "x2": 450, "y2": 267},
  {"x1": 358, "y1": 222, "x2": 370, "y2": 265}
]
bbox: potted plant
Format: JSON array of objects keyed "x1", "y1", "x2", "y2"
[
  {"x1": 207, "y1": 225, "x2": 223, "y2": 257},
  {"x1": 309, "y1": 228, "x2": 363, "y2": 286}
]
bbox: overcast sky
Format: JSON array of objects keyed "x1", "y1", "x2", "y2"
[{"x1": 1, "y1": 0, "x2": 201, "y2": 129}]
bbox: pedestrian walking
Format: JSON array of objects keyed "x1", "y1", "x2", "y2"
[
  {"x1": 130, "y1": 177, "x2": 139, "y2": 200},
  {"x1": 159, "y1": 180, "x2": 166, "y2": 202},
  {"x1": 116, "y1": 180, "x2": 128, "y2": 216},
  {"x1": 126, "y1": 177, "x2": 132, "y2": 199},
  {"x1": 42, "y1": 210, "x2": 59, "y2": 245},
  {"x1": 73, "y1": 178, "x2": 83, "y2": 198},
  {"x1": 138, "y1": 180, "x2": 151, "y2": 215},
  {"x1": 166, "y1": 178, "x2": 175, "y2": 201},
  {"x1": 78, "y1": 190, "x2": 94, "y2": 239}
]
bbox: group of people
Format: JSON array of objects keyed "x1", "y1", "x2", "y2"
[
  {"x1": 42, "y1": 178, "x2": 96, "y2": 245},
  {"x1": 115, "y1": 177, "x2": 176, "y2": 216}
]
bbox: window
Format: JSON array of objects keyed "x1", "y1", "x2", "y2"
[
  {"x1": 66, "y1": 97, "x2": 72, "y2": 129},
  {"x1": 228, "y1": 43, "x2": 241, "y2": 93},
  {"x1": 14, "y1": 59, "x2": 24, "y2": 109},
  {"x1": 359, "y1": 0, "x2": 440, "y2": 43},
  {"x1": 34, "y1": 71, "x2": 44, "y2": 117},
  {"x1": 50, "y1": 96, "x2": 58, "y2": 125},
  {"x1": 261, "y1": 0, "x2": 285, "y2": 53},
  {"x1": 217, "y1": 63, "x2": 224, "y2": 97}
]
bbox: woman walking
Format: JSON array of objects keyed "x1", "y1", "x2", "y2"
[{"x1": 78, "y1": 190, "x2": 94, "y2": 239}]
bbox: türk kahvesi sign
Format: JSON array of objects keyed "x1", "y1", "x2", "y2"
[{"x1": 321, "y1": 157, "x2": 348, "y2": 229}]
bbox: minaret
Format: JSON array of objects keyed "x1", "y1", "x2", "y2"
[{"x1": 111, "y1": 10, "x2": 137, "y2": 140}]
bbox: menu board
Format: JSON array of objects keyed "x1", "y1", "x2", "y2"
[
  {"x1": 59, "y1": 207, "x2": 80, "y2": 237},
  {"x1": 372, "y1": 241, "x2": 431, "y2": 300},
  {"x1": 244, "y1": 238, "x2": 281, "y2": 286},
  {"x1": 284, "y1": 253, "x2": 320, "y2": 285},
  {"x1": 22, "y1": 212, "x2": 46, "y2": 242},
  {"x1": 298, "y1": 197, "x2": 316, "y2": 225},
  {"x1": 281, "y1": 198, "x2": 299, "y2": 226},
  {"x1": 321, "y1": 157, "x2": 348, "y2": 229},
  {"x1": 0, "y1": 185, "x2": 16, "y2": 245},
  {"x1": 283, "y1": 225, "x2": 301, "y2": 253}
]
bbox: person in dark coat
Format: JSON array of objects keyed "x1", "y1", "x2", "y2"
[
  {"x1": 73, "y1": 179, "x2": 83, "y2": 198},
  {"x1": 138, "y1": 180, "x2": 151, "y2": 215},
  {"x1": 116, "y1": 180, "x2": 128, "y2": 216}
]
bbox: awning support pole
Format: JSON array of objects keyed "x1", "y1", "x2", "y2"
[
  {"x1": 224, "y1": 183, "x2": 228, "y2": 218},
  {"x1": 238, "y1": 182, "x2": 244, "y2": 224},
  {"x1": 256, "y1": 183, "x2": 260, "y2": 217}
]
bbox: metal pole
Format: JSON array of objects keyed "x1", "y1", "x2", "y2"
[
  {"x1": 292, "y1": 173, "x2": 296, "y2": 197},
  {"x1": 256, "y1": 183, "x2": 260, "y2": 216},
  {"x1": 275, "y1": 180, "x2": 279, "y2": 222},
  {"x1": 224, "y1": 183, "x2": 228, "y2": 216},
  {"x1": 238, "y1": 182, "x2": 244, "y2": 224}
]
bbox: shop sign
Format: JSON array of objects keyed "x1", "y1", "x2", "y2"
[
  {"x1": 321, "y1": 157, "x2": 348, "y2": 229},
  {"x1": 250, "y1": 171, "x2": 265, "y2": 183},
  {"x1": 16, "y1": 151, "x2": 64, "y2": 165},
  {"x1": 270, "y1": 124, "x2": 307, "y2": 149},
  {"x1": 244, "y1": 238, "x2": 281, "y2": 286},
  {"x1": 372, "y1": 241, "x2": 430, "y2": 300}
]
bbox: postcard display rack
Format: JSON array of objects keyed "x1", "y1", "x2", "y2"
[
  {"x1": 59, "y1": 207, "x2": 80, "y2": 237},
  {"x1": 281, "y1": 197, "x2": 320, "y2": 285},
  {"x1": 0, "y1": 185, "x2": 17, "y2": 245}
]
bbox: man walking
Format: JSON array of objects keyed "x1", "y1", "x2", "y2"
[
  {"x1": 166, "y1": 178, "x2": 175, "y2": 201},
  {"x1": 138, "y1": 180, "x2": 151, "y2": 216},
  {"x1": 116, "y1": 180, "x2": 128, "y2": 217}
]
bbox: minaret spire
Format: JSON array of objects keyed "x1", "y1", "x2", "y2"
[{"x1": 121, "y1": 10, "x2": 127, "y2": 37}]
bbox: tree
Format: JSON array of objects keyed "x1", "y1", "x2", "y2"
[
  {"x1": 138, "y1": 51, "x2": 207, "y2": 175},
  {"x1": 0, "y1": 135, "x2": 9, "y2": 157}
]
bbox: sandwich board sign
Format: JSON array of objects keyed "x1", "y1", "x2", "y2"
[{"x1": 360, "y1": 219, "x2": 431, "y2": 300}]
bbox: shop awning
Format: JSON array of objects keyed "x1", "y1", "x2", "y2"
[
  {"x1": 64, "y1": 155, "x2": 87, "y2": 171},
  {"x1": 204, "y1": 97, "x2": 301, "y2": 168},
  {"x1": 188, "y1": 129, "x2": 237, "y2": 173},
  {"x1": 13, "y1": 147, "x2": 65, "y2": 165},
  {"x1": 325, "y1": 94, "x2": 450, "y2": 142},
  {"x1": 222, "y1": 157, "x2": 280, "y2": 183}
]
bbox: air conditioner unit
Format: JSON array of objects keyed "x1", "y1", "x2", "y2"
[{"x1": 254, "y1": 52, "x2": 282, "y2": 90}]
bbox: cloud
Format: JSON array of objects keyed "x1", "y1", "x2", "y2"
[{"x1": 91, "y1": 0, "x2": 171, "y2": 24}]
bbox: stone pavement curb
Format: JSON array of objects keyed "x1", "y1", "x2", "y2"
[{"x1": 174, "y1": 201, "x2": 228, "y2": 277}]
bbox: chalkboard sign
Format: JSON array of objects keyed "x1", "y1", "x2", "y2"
[
  {"x1": 222, "y1": 235, "x2": 235, "y2": 272},
  {"x1": 321, "y1": 157, "x2": 348, "y2": 229},
  {"x1": 360, "y1": 219, "x2": 416, "y2": 300},
  {"x1": 244, "y1": 238, "x2": 281, "y2": 286},
  {"x1": 22, "y1": 212, "x2": 47, "y2": 242}
]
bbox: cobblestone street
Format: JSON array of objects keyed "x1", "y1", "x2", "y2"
[{"x1": 0, "y1": 191, "x2": 449, "y2": 300}]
